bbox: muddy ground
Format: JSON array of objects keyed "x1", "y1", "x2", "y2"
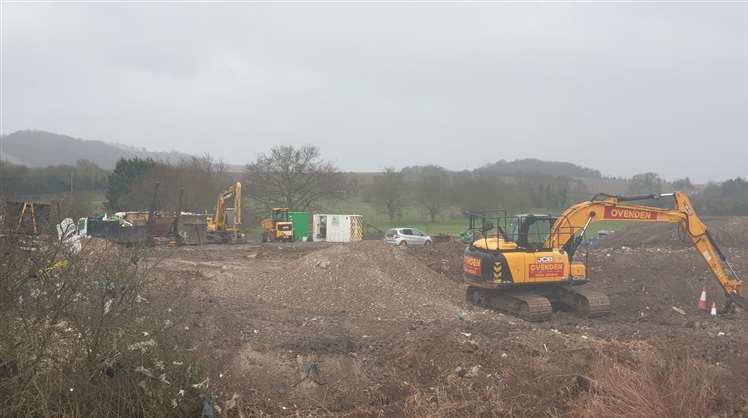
[{"x1": 144, "y1": 218, "x2": 748, "y2": 417}]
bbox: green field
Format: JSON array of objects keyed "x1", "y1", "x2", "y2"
[
  {"x1": 311, "y1": 197, "x2": 638, "y2": 238},
  {"x1": 310, "y1": 197, "x2": 464, "y2": 236}
]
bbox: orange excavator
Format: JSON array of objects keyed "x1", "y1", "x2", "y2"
[{"x1": 463, "y1": 192, "x2": 746, "y2": 321}]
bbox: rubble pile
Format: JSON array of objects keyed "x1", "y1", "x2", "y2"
[
  {"x1": 585, "y1": 245, "x2": 748, "y2": 322},
  {"x1": 407, "y1": 239, "x2": 467, "y2": 283},
  {"x1": 254, "y1": 240, "x2": 464, "y2": 320}
]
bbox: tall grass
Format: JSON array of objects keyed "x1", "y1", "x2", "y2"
[{"x1": 404, "y1": 341, "x2": 717, "y2": 418}]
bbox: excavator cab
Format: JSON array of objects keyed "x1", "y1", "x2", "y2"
[
  {"x1": 463, "y1": 212, "x2": 559, "y2": 252},
  {"x1": 506, "y1": 214, "x2": 558, "y2": 250}
]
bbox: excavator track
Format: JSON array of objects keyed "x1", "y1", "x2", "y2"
[
  {"x1": 465, "y1": 285, "x2": 610, "y2": 321},
  {"x1": 466, "y1": 286, "x2": 552, "y2": 322},
  {"x1": 553, "y1": 286, "x2": 611, "y2": 318}
]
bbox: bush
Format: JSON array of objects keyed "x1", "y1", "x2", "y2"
[
  {"x1": 0, "y1": 235, "x2": 204, "y2": 417},
  {"x1": 571, "y1": 342, "x2": 715, "y2": 418}
]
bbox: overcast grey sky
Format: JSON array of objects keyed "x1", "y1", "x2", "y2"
[{"x1": 2, "y1": 2, "x2": 747, "y2": 182}]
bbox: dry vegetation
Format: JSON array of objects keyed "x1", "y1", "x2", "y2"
[
  {"x1": 405, "y1": 341, "x2": 717, "y2": 418},
  {"x1": 0, "y1": 236, "x2": 204, "y2": 417},
  {"x1": 573, "y1": 343, "x2": 716, "y2": 418}
]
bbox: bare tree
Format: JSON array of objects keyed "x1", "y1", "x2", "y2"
[
  {"x1": 108, "y1": 155, "x2": 231, "y2": 213},
  {"x1": 245, "y1": 145, "x2": 343, "y2": 210},
  {"x1": 412, "y1": 165, "x2": 451, "y2": 222},
  {"x1": 672, "y1": 177, "x2": 696, "y2": 193},
  {"x1": 371, "y1": 167, "x2": 405, "y2": 222}
]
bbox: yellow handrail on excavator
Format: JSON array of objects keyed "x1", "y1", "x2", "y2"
[{"x1": 546, "y1": 191, "x2": 745, "y2": 310}]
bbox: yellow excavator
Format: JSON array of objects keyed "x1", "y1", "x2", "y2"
[
  {"x1": 206, "y1": 182, "x2": 244, "y2": 243},
  {"x1": 463, "y1": 192, "x2": 746, "y2": 321}
]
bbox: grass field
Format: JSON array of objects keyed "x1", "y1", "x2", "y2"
[
  {"x1": 311, "y1": 197, "x2": 465, "y2": 235},
  {"x1": 313, "y1": 197, "x2": 638, "y2": 238}
]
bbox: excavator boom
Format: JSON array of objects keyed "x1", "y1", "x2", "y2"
[{"x1": 547, "y1": 192, "x2": 745, "y2": 309}]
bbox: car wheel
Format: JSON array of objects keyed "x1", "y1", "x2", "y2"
[
  {"x1": 398, "y1": 240, "x2": 408, "y2": 247},
  {"x1": 424, "y1": 240, "x2": 432, "y2": 247}
]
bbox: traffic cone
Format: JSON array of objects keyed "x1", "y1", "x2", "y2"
[
  {"x1": 698, "y1": 286, "x2": 708, "y2": 311},
  {"x1": 710, "y1": 302, "x2": 717, "y2": 317}
]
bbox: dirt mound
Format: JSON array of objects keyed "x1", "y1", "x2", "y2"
[
  {"x1": 584, "y1": 246, "x2": 748, "y2": 324},
  {"x1": 599, "y1": 217, "x2": 748, "y2": 249},
  {"x1": 408, "y1": 239, "x2": 467, "y2": 283},
  {"x1": 254, "y1": 240, "x2": 464, "y2": 321}
]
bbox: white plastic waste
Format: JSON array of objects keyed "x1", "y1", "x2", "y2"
[{"x1": 56, "y1": 218, "x2": 82, "y2": 254}]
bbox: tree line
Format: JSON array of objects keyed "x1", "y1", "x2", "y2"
[
  {"x1": 3, "y1": 146, "x2": 748, "y2": 219},
  {"x1": 104, "y1": 156, "x2": 232, "y2": 213},
  {"x1": 101, "y1": 149, "x2": 594, "y2": 221},
  {"x1": 0, "y1": 160, "x2": 108, "y2": 195},
  {"x1": 364, "y1": 165, "x2": 591, "y2": 222}
]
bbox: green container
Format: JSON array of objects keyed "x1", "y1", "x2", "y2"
[{"x1": 288, "y1": 212, "x2": 309, "y2": 241}]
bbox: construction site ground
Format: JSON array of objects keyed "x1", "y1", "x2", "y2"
[{"x1": 145, "y1": 218, "x2": 748, "y2": 417}]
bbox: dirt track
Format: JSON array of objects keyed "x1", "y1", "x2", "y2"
[{"x1": 145, "y1": 221, "x2": 748, "y2": 417}]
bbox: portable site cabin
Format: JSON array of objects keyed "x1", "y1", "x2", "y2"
[{"x1": 312, "y1": 214, "x2": 364, "y2": 243}]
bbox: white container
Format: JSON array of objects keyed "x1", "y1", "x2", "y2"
[{"x1": 312, "y1": 214, "x2": 364, "y2": 242}]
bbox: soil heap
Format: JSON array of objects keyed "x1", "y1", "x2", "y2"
[
  {"x1": 254, "y1": 240, "x2": 464, "y2": 321},
  {"x1": 407, "y1": 239, "x2": 467, "y2": 283}
]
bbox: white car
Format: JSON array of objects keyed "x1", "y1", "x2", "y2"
[{"x1": 384, "y1": 228, "x2": 432, "y2": 247}]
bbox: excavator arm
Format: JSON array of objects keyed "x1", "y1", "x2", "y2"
[
  {"x1": 234, "y1": 182, "x2": 242, "y2": 229},
  {"x1": 546, "y1": 192, "x2": 746, "y2": 310}
]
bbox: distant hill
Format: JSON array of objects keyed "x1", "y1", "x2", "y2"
[
  {"x1": 476, "y1": 158, "x2": 602, "y2": 178},
  {"x1": 0, "y1": 130, "x2": 193, "y2": 169}
]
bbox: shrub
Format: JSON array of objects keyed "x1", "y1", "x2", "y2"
[{"x1": 0, "y1": 235, "x2": 203, "y2": 417}]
